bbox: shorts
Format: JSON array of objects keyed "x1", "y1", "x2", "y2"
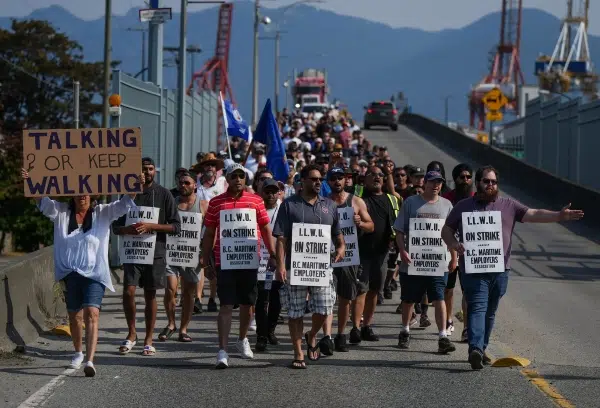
[
  {"x1": 216, "y1": 267, "x2": 258, "y2": 306},
  {"x1": 400, "y1": 272, "x2": 447, "y2": 304},
  {"x1": 358, "y1": 252, "x2": 389, "y2": 295},
  {"x1": 333, "y1": 266, "x2": 365, "y2": 301},
  {"x1": 123, "y1": 258, "x2": 167, "y2": 290},
  {"x1": 165, "y1": 264, "x2": 202, "y2": 284},
  {"x1": 280, "y1": 280, "x2": 336, "y2": 319},
  {"x1": 63, "y1": 272, "x2": 106, "y2": 313},
  {"x1": 446, "y1": 267, "x2": 461, "y2": 290}
]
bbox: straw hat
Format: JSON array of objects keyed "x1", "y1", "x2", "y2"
[{"x1": 198, "y1": 152, "x2": 224, "y2": 170}]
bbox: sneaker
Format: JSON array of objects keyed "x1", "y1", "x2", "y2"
[
  {"x1": 216, "y1": 349, "x2": 229, "y2": 369},
  {"x1": 236, "y1": 338, "x2": 254, "y2": 359},
  {"x1": 420, "y1": 314, "x2": 432, "y2": 328},
  {"x1": 398, "y1": 331, "x2": 410, "y2": 349},
  {"x1": 334, "y1": 334, "x2": 349, "y2": 352},
  {"x1": 390, "y1": 279, "x2": 398, "y2": 291},
  {"x1": 255, "y1": 336, "x2": 268, "y2": 352},
  {"x1": 207, "y1": 297, "x2": 218, "y2": 312},
  {"x1": 349, "y1": 327, "x2": 362, "y2": 344},
  {"x1": 249, "y1": 318, "x2": 257, "y2": 332},
  {"x1": 446, "y1": 320, "x2": 455, "y2": 335},
  {"x1": 469, "y1": 348, "x2": 484, "y2": 370},
  {"x1": 318, "y1": 335, "x2": 334, "y2": 356},
  {"x1": 438, "y1": 336, "x2": 456, "y2": 353},
  {"x1": 409, "y1": 312, "x2": 419, "y2": 328},
  {"x1": 267, "y1": 330, "x2": 280, "y2": 345},
  {"x1": 360, "y1": 325, "x2": 379, "y2": 341},
  {"x1": 193, "y1": 298, "x2": 203, "y2": 314},
  {"x1": 69, "y1": 352, "x2": 84, "y2": 369},
  {"x1": 483, "y1": 353, "x2": 493, "y2": 365},
  {"x1": 383, "y1": 287, "x2": 393, "y2": 299},
  {"x1": 395, "y1": 304, "x2": 402, "y2": 314},
  {"x1": 83, "y1": 361, "x2": 96, "y2": 377},
  {"x1": 233, "y1": 304, "x2": 240, "y2": 310},
  {"x1": 461, "y1": 327, "x2": 468, "y2": 343},
  {"x1": 377, "y1": 294, "x2": 384, "y2": 305}
]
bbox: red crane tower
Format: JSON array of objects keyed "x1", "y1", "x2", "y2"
[
  {"x1": 187, "y1": 3, "x2": 235, "y2": 149},
  {"x1": 469, "y1": 0, "x2": 525, "y2": 130}
]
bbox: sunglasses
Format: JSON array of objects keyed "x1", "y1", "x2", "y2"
[
  {"x1": 308, "y1": 177, "x2": 324, "y2": 183},
  {"x1": 259, "y1": 176, "x2": 272, "y2": 182},
  {"x1": 229, "y1": 173, "x2": 246, "y2": 180},
  {"x1": 482, "y1": 178, "x2": 498, "y2": 185},
  {"x1": 367, "y1": 172, "x2": 385, "y2": 178},
  {"x1": 458, "y1": 174, "x2": 473, "y2": 180}
]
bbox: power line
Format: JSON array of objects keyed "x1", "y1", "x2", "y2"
[{"x1": 0, "y1": 55, "x2": 74, "y2": 93}]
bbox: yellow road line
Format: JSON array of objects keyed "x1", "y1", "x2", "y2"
[{"x1": 521, "y1": 369, "x2": 575, "y2": 408}]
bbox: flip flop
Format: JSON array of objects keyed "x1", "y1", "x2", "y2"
[
  {"x1": 305, "y1": 332, "x2": 320, "y2": 361},
  {"x1": 158, "y1": 326, "x2": 177, "y2": 341},
  {"x1": 118, "y1": 337, "x2": 137, "y2": 355},
  {"x1": 142, "y1": 345, "x2": 156, "y2": 356},
  {"x1": 290, "y1": 359, "x2": 307, "y2": 369}
]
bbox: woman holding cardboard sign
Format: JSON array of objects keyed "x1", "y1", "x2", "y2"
[{"x1": 21, "y1": 168, "x2": 144, "y2": 378}]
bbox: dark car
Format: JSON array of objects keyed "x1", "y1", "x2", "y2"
[{"x1": 363, "y1": 101, "x2": 398, "y2": 131}]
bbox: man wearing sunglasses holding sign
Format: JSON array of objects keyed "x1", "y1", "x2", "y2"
[
  {"x1": 442, "y1": 165, "x2": 584, "y2": 370},
  {"x1": 202, "y1": 163, "x2": 276, "y2": 369},
  {"x1": 273, "y1": 164, "x2": 345, "y2": 369}
]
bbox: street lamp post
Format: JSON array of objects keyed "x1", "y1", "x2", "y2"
[
  {"x1": 127, "y1": 27, "x2": 148, "y2": 81},
  {"x1": 102, "y1": 0, "x2": 112, "y2": 128}
]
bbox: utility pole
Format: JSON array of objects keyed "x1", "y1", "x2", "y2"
[
  {"x1": 102, "y1": 0, "x2": 112, "y2": 127},
  {"x1": 127, "y1": 27, "x2": 148, "y2": 81},
  {"x1": 176, "y1": 0, "x2": 188, "y2": 168},
  {"x1": 252, "y1": 0, "x2": 260, "y2": 127},
  {"x1": 274, "y1": 30, "x2": 281, "y2": 114}
]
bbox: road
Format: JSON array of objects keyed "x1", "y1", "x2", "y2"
[{"x1": 1, "y1": 125, "x2": 598, "y2": 408}]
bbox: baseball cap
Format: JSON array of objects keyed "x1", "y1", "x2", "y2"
[
  {"x1": 142, "y1": 157, "x2": 155, "y2": 166},
  {"x1": 358, "y1": 159, "x2": 368, "y2": 166},
  {"x1": 424, "y1": 170, "x2": 445, "y2": 182},
  {"x1": 262, "y1": 178, "x2": 280, "y2": 192},
  {"x1": 327, "y1": 167, "x2": 345, "y2": 179},
  {"x1": 411, "y1": 166, "x2": 425, "y2": 176},
  {"x1": 225, "y1": 162, "x2": 246, "y2": 175}
]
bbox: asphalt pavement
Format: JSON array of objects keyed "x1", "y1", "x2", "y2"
[{"x1": 1, "y1": 124, "x2": 597, "y2": 408}]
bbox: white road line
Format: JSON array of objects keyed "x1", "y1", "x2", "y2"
[{"x1": 17, "y1": 368, "x2": 75, "y2": 408}]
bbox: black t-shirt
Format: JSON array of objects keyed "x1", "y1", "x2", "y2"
[{"x1": 359, "y1": 193, "x2": 392, "y2": 257}]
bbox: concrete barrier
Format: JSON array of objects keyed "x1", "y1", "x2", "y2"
[
  {"x1": 399, "y1": 113, "x2": 600, "y2": 228},
  {"x1": 0, "y1": 247, "x2": 66, "y2": 351}
]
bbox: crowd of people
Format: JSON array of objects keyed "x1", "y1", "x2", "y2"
[{"x1": 24, "y1": 105, "x2": 584, "y2": 375}]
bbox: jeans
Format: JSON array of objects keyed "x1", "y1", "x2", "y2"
[
  {"x1": 460, "y1": 270, "x2": 509, "y2": 353},
  {"x1": 255, "y1": 280, "x2": 282, "y2": 338}
]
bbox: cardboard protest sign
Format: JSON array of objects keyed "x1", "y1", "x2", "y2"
[
  {"x1": 290, "y1": 223, "x2": 332, "y2": 287},
  {"x1": 331, "y1": 207, "x2": 360, "y2": 268},
  {"x1": 23, "y1": 127, "x2": 142, "y2": 197},
  {"x1": 166, "y1": 212, "x2": 202, "y2": 267},
  {"x1": 120, "y1": 206, "x2": 160, "y2": 265},
  {"x1": 462, "y1": 211, "x2": 505, "y2": 273},
  {"x1": 407, "y1": 218, "x2": 447, "y2": 276},
  {"x1": 220, "y1": 209, "x2": 259, "y2": 270}
]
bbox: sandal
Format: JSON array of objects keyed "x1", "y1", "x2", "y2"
[
  {"x1": 118, "y1": 337, "x2": 137, "y2": 355},
  {"x1": 178, "y1": 332, "x2": 192, "y2": 342},
  {"x1": 290, "y1": 359, "x2": 307, "y2": 369},
  {"x1": 305, "y1": 332, "x2": 320, "y2": 361},
  {"x1": 142, "y1": 345, "x2": 156, "y2": 356},
  {"x1": 158, "y1": 326, "x2": 177, "y2": 341}
]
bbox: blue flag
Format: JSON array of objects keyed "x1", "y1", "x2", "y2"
[
  {"x1": 222, "y1": 98, "x2": 251, "y2": 141},
  {"x1": 254, "y1": 99, "x2": 289, "y2": 182}
]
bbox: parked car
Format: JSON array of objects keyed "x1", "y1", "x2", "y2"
[{"x1": 363, "y1": 101, "x2": 398, "y2": 131}]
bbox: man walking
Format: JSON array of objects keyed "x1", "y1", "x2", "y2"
[
  {"x1": 201, "y1": 163, "x2": 276, "y2": 368},
  {"x1": 395, "y1": 170, "x2": 456, "y2": 354},
  {"x1": 442, "y1": 165, "x2": 583, "y2": 369},
  {"x1": 273, "y1": 164, "x2": 345, "y2": 368},
  {"x1": 114, "y1": 157, "x2": 181, "y2": 356}
]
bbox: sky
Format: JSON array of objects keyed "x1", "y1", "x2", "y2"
[{"x1": 3, "y1": 0, "x2": 600, "y2": 35}]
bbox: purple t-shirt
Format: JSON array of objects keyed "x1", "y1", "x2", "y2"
[{"x1": 445, "y1": 196, "x2": 529, "y2": 270}]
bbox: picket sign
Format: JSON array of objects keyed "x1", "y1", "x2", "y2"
[
  {"x1": 407, "y1": 218, "x2": 447, "y2": 276},
  {"x1": 462, "y1": 211, "x2": 505, "y2": 274},
  {"x1": 120, "y1": 206, "x2": 160, "y2": 265},
  {"x1": 290, "y1": 223, "x2": 331, "y2": 287}
]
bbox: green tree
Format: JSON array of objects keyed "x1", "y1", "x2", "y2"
[{"x1": 0, "y1": 19, "x2": 108, "y2": 252}]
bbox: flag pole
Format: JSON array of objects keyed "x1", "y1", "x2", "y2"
[{"x1": 219, "y1": 92, "x2": 233, "y2": 161}]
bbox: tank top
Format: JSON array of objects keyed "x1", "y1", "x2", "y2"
[
  {"x1": 176, "y1": 195, "x2": 201, "y2": 214},
  {"x1": 337, "y1": 193, "x2": 354, "y2": 209}
]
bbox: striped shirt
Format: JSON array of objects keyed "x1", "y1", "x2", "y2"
[{"x1": 204, "y1": 190, "x2": 270, "y2": 266}]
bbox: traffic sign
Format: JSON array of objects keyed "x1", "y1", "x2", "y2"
[
  {"x1": 486, "y1": 110, "x2": 503, "y2": 122},
  {"x1": 139, "y1": 8, "x2": 172, "y2": 23},
  {"x1": 482, "y1": 88, "x2": 508, "y2": 111}
]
